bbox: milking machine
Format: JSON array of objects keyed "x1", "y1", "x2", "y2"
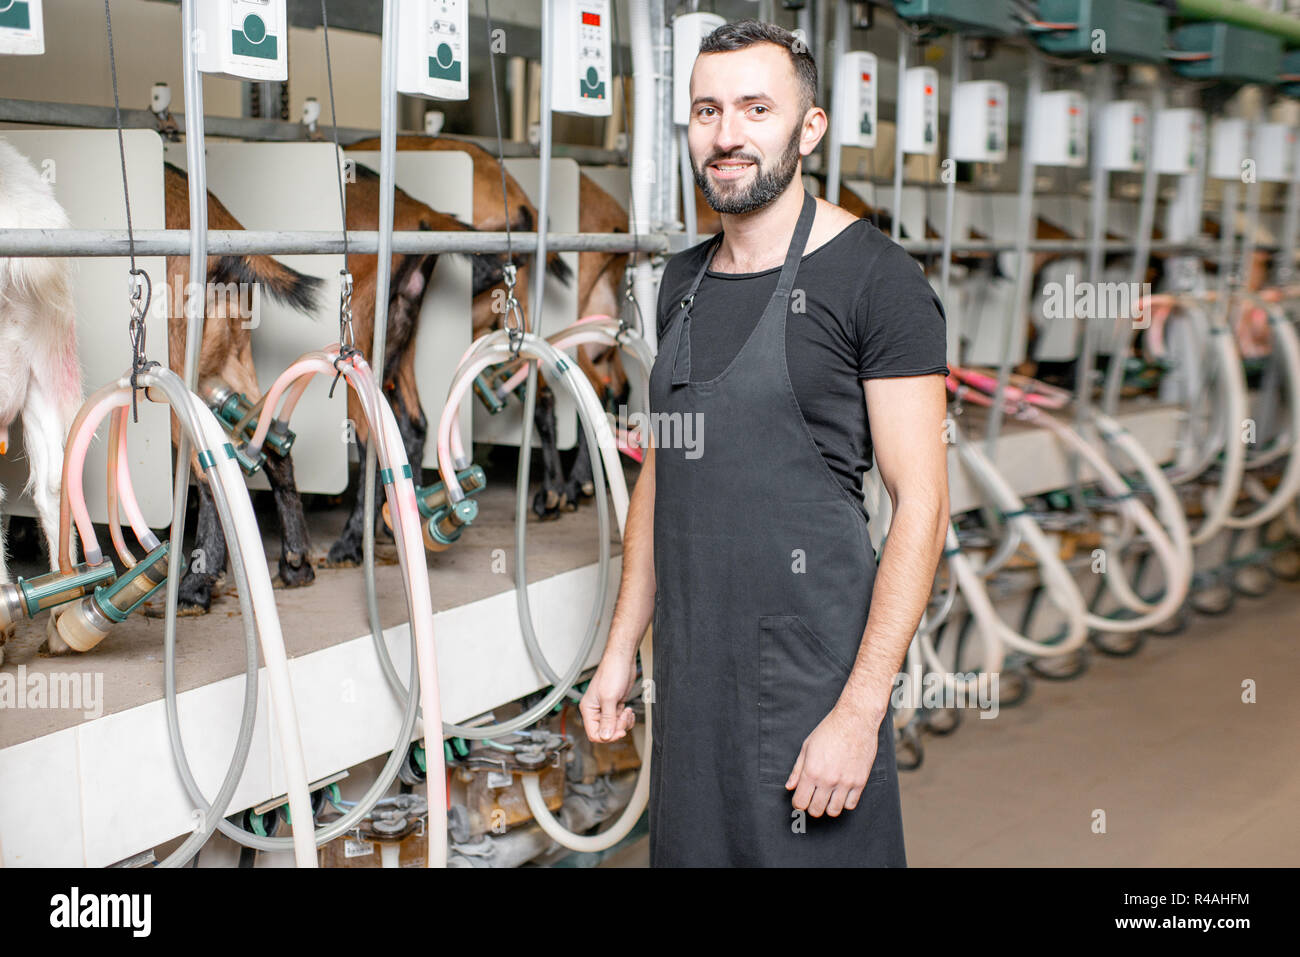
[{"x1": 9, "y1": 0, "x2": 320, "y2": 869}]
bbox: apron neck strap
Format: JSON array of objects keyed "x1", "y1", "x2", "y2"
[{"x1": 670, "y1": 189, "x2": 818, "y2": 387}]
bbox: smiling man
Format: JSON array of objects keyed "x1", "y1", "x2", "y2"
[{"x1": 580, "y1": 19, "x2": 950, "y2": 867}]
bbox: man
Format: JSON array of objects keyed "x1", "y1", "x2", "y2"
[{"x1": 579, "y1": 19, "x2": 950, "y2": 867}]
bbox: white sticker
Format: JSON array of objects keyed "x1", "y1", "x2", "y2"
[{"x1": 343, "y1": 839, "x2": 375, "y2": 859}]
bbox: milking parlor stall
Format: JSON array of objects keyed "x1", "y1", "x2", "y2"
[{"x1": 0, "y1": 0, "x2": 1297, "y2": 884}]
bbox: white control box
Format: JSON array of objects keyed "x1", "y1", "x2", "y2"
[
  {"x1": 673, "y1": 11, "x2": 725, "y2": 125},
  {"x1": 0, "y1": 0, "x2": 43, "y2": 55},
  {"x1": 1209, "y1": 117, "x2": 1248, "y2": 181},
  {"x1": 1099, "y1": 100, "x2": 1147, "y2": 172},
  {"x1": 951, "y1": 80, "x2": 1007, "y2": 163},
  {"x1": 831, "y1": 51, "x2": 880, "y2": 148},
  {"x1": 1254, "y1": 123, "x2": 1297, "y2": 184},
  {"x1": 1030, "y1": 90, "x2": 1088, "y2": 168},
  {"x1": 551, "y1": 0, "x2": 612, "y2": 117},
  {"x1": 899, "y1": 66, "x2": 939, "y2": 156},
  {"x1": 398, "y1": 0, "x2": 469, "y2": 100},
  {"x1": 196, "y1": 0, "x2": 287, "y2": 82},
  {"x1": 1152, "y1": 108, "x2": 1205, "y2": 176}
]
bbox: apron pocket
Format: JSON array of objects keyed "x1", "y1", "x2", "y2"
[{"x1": 756, "y1": 615, "x2": 854, "y2": 787}]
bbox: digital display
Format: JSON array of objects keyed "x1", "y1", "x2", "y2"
[
  {"x1": 862, "y1": 72, "x2": 871, "y2": 82},
  {"x1": 582, "y1": 11, "x2": 600, "y2": 26}
]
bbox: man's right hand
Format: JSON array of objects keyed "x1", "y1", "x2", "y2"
[{"x1": 580, "y1": 650, "x2": 639, "y2": 743}]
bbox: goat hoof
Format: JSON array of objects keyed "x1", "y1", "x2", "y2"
[
  {"x1": 532, "y1": 488, "x2": 563, "y2": 521},
  {"x1": 175, "y1": 573, "x2": 214, "y2": 616},
  {"x1": 278, "y1": 554, "x2": 316, "y2": 589},
  {"x1": 42, "y1": 614, "x2": 72, "y2": 657},
  {"x1": 323, "y1": 541, "x2": 362, "y2": 568}
]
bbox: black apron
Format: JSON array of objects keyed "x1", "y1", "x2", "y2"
[{"x1": 647, "y1": 190, "x2": 906, "y2": 867}]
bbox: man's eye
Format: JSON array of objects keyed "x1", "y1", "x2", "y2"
[
  {"x1": 698, "y1": 107, "x2": 715, "y2": 117},
  {"x1": 751, "y1": 105, "x2": 768, "y2": 115}
]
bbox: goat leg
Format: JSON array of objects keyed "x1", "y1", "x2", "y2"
[
  {"x1": 175, "y1": 480, "x2": 230, "y2": 615},
  {"x1": 261, "y1": 451, "x2": 315, "y2": 590}
]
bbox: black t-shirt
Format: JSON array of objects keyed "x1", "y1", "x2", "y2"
[{"x1": 655, "y1": 217, "x2": 949, "y2": 501}]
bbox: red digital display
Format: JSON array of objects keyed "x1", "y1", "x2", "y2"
[
  {"x1": 862, "y1": 72, "x2": 871, "y2": 82},
  {"x1": 924, "y1": 85, "x2": 933, "y2": 96},
  {"x1": 582, "y1": 12, "x2": 601, "y2": 26}
]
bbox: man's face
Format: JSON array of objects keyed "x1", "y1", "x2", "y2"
[{"x1": 687, "y1": 42, "x2": 815, "y2": 215}]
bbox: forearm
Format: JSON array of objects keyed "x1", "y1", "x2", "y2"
[
  {"x1": 604, "y1": 450, "x2": 657, "y2": 661},
  {"x1": 837, "y1": 496, "x2": 948, "y2": 725}
]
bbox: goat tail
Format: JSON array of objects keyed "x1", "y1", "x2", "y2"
[{"x1": 211, "y1": 253, "x2": 323, "y2": 316}]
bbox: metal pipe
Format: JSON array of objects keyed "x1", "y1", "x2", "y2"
[
  {"x1": 160, "y1": 0, "x2": 208, "y2": 781},
  {"x1": 984, "y1": 50, "x2": 1043, "y2": 454},
  {"x1": 1278, "y1": 176, "x2": 1300, "y2": 286},
  {"x1": 357, "y1": 3, "x2": 404, "y2": 867},
  {"x1": 939, "y1": 35, "x2": 964, "y2": 310},
  {"x1": 0, "y1": 230, "x2": 669, "y2": 257},
  {"x1": 0, "y1": 229, "x2": 1230, "y2": 259},
  {"x1": 528, "y1": 0, "x2": 554, "y2": 334},
  {"x1": 892, "y1": 26, "x2": 907, "y2": 243},
  {"x1": 1076, "y1": 61, "x2": 1111, "y2": 427},
  {"x1": 824, "y1": 0, "x2": 850, "y2": 207},
  {"x1": 1069, "y1": 61, "x2": 1112, "y2": 498},
  {"x1": 679, "y1": 128, "x2": 698, "y2": 245},
  {"x1": 0, "y1": 98, "x2": 627, "y2": 165}
]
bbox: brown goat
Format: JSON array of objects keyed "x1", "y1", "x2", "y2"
[
  {"x1": 323, "y1": 162, "x2": 510, "y2": 565},
  {"x1": 162, "y1": 163, "x2": 323, "y2": 614},
  {"x1": 344, "y1": 136, "x2": 592, "y2": 519}
]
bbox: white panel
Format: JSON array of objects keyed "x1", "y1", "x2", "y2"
[
  {"x1": 398, "y1": 0, "x2": 470, "y2": 101},
  {"x1": 196, "y1": 0, "x2": 288, "y2": 82},
  {"x1": 551, "y1": 0, "x2": 612, "y2": 116},
  {"x1": 473, "y1": 158, "x2": 581, "y2": 450},
  {"x1": 177, "y1": 141, "x2": 349, "y2": 495},
  {"x1": 832, "y1": 51, "x2": 880, "y2": 149},
  {"x1": 0, "y1": 556, "x2": 615, "y2": 864},
  {"x1": 76, "y1": 672, "x2": 274, "y2": 868},
  {"x1": 347, "y1": 150, "x2": 474, "y2": 471},
  {"x1": 0, "y1": 726, "x2": 81, "y2": 866},
  {"x1": 0, "y1": 0, "x2": 43, "y2": 55},
  {"x1": 673, "y1": 12, "x2": 726, "y2": 126},
  {"x1": 580, "y1": 165, "x2": 629, "y2": 211},
  {"x1": 0, "y1": 130, "x2": 173, "y2": 528}
]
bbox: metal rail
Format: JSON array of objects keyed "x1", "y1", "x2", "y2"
[
  {"x1": 0, "y1": 229, "x2": 669, "y2": 257},
  {"x1": 0, "y1": 97, "x2": 627, "y2": 166}
]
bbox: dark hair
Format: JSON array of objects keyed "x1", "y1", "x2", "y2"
[{"x1": 697, "y1": 19, "x2": 818, "y2": 114}]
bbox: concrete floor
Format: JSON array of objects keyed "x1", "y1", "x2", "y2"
[{"x1": 601, "y1": 580, "x2": 1300, "y2": 867}]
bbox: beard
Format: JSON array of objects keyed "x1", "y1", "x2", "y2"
[{"x1": 691, "y1": 120, "x2": 803, "y2": 216}]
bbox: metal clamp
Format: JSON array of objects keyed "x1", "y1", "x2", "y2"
[
  {"x1": 330, "y1": 270, "x2": 357, "y2": 399},
  {"x1": 500, "y1": 262, "x2": 525, "y2": 357}
]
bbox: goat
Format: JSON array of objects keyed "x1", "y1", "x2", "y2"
[
  {"x1": 322, "y1": 162, "x2": 511, "y2": 566},
  {"x1": 159, "y1": 162, "x2": 324, "y2": 617},
  {"x1": 0, "y1": 139, "x2": 84, "y2": 666},
  {"x1": 344, "y1": 136, "x2": 584, "y2": 519}
]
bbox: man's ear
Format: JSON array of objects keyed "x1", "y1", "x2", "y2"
[{"x1": 800, "y1": 106, "x2": 828, "y2": 155}]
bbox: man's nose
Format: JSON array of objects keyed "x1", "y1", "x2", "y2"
[{"x1": 712, "y1": 110, "x2": 747, "y2": 156}]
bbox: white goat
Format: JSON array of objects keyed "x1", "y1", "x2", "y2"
[{"x1": 0, "y1": 138, "x2": 84, "y2": 665}]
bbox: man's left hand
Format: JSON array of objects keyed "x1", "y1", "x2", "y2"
[{"x1": 785, "y1": 704, "x2": 882, "y2": 817}]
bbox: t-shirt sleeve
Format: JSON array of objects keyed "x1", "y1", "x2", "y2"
[{"x1": 855, "y1": 240, "x2": 950, "y2": 380}]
